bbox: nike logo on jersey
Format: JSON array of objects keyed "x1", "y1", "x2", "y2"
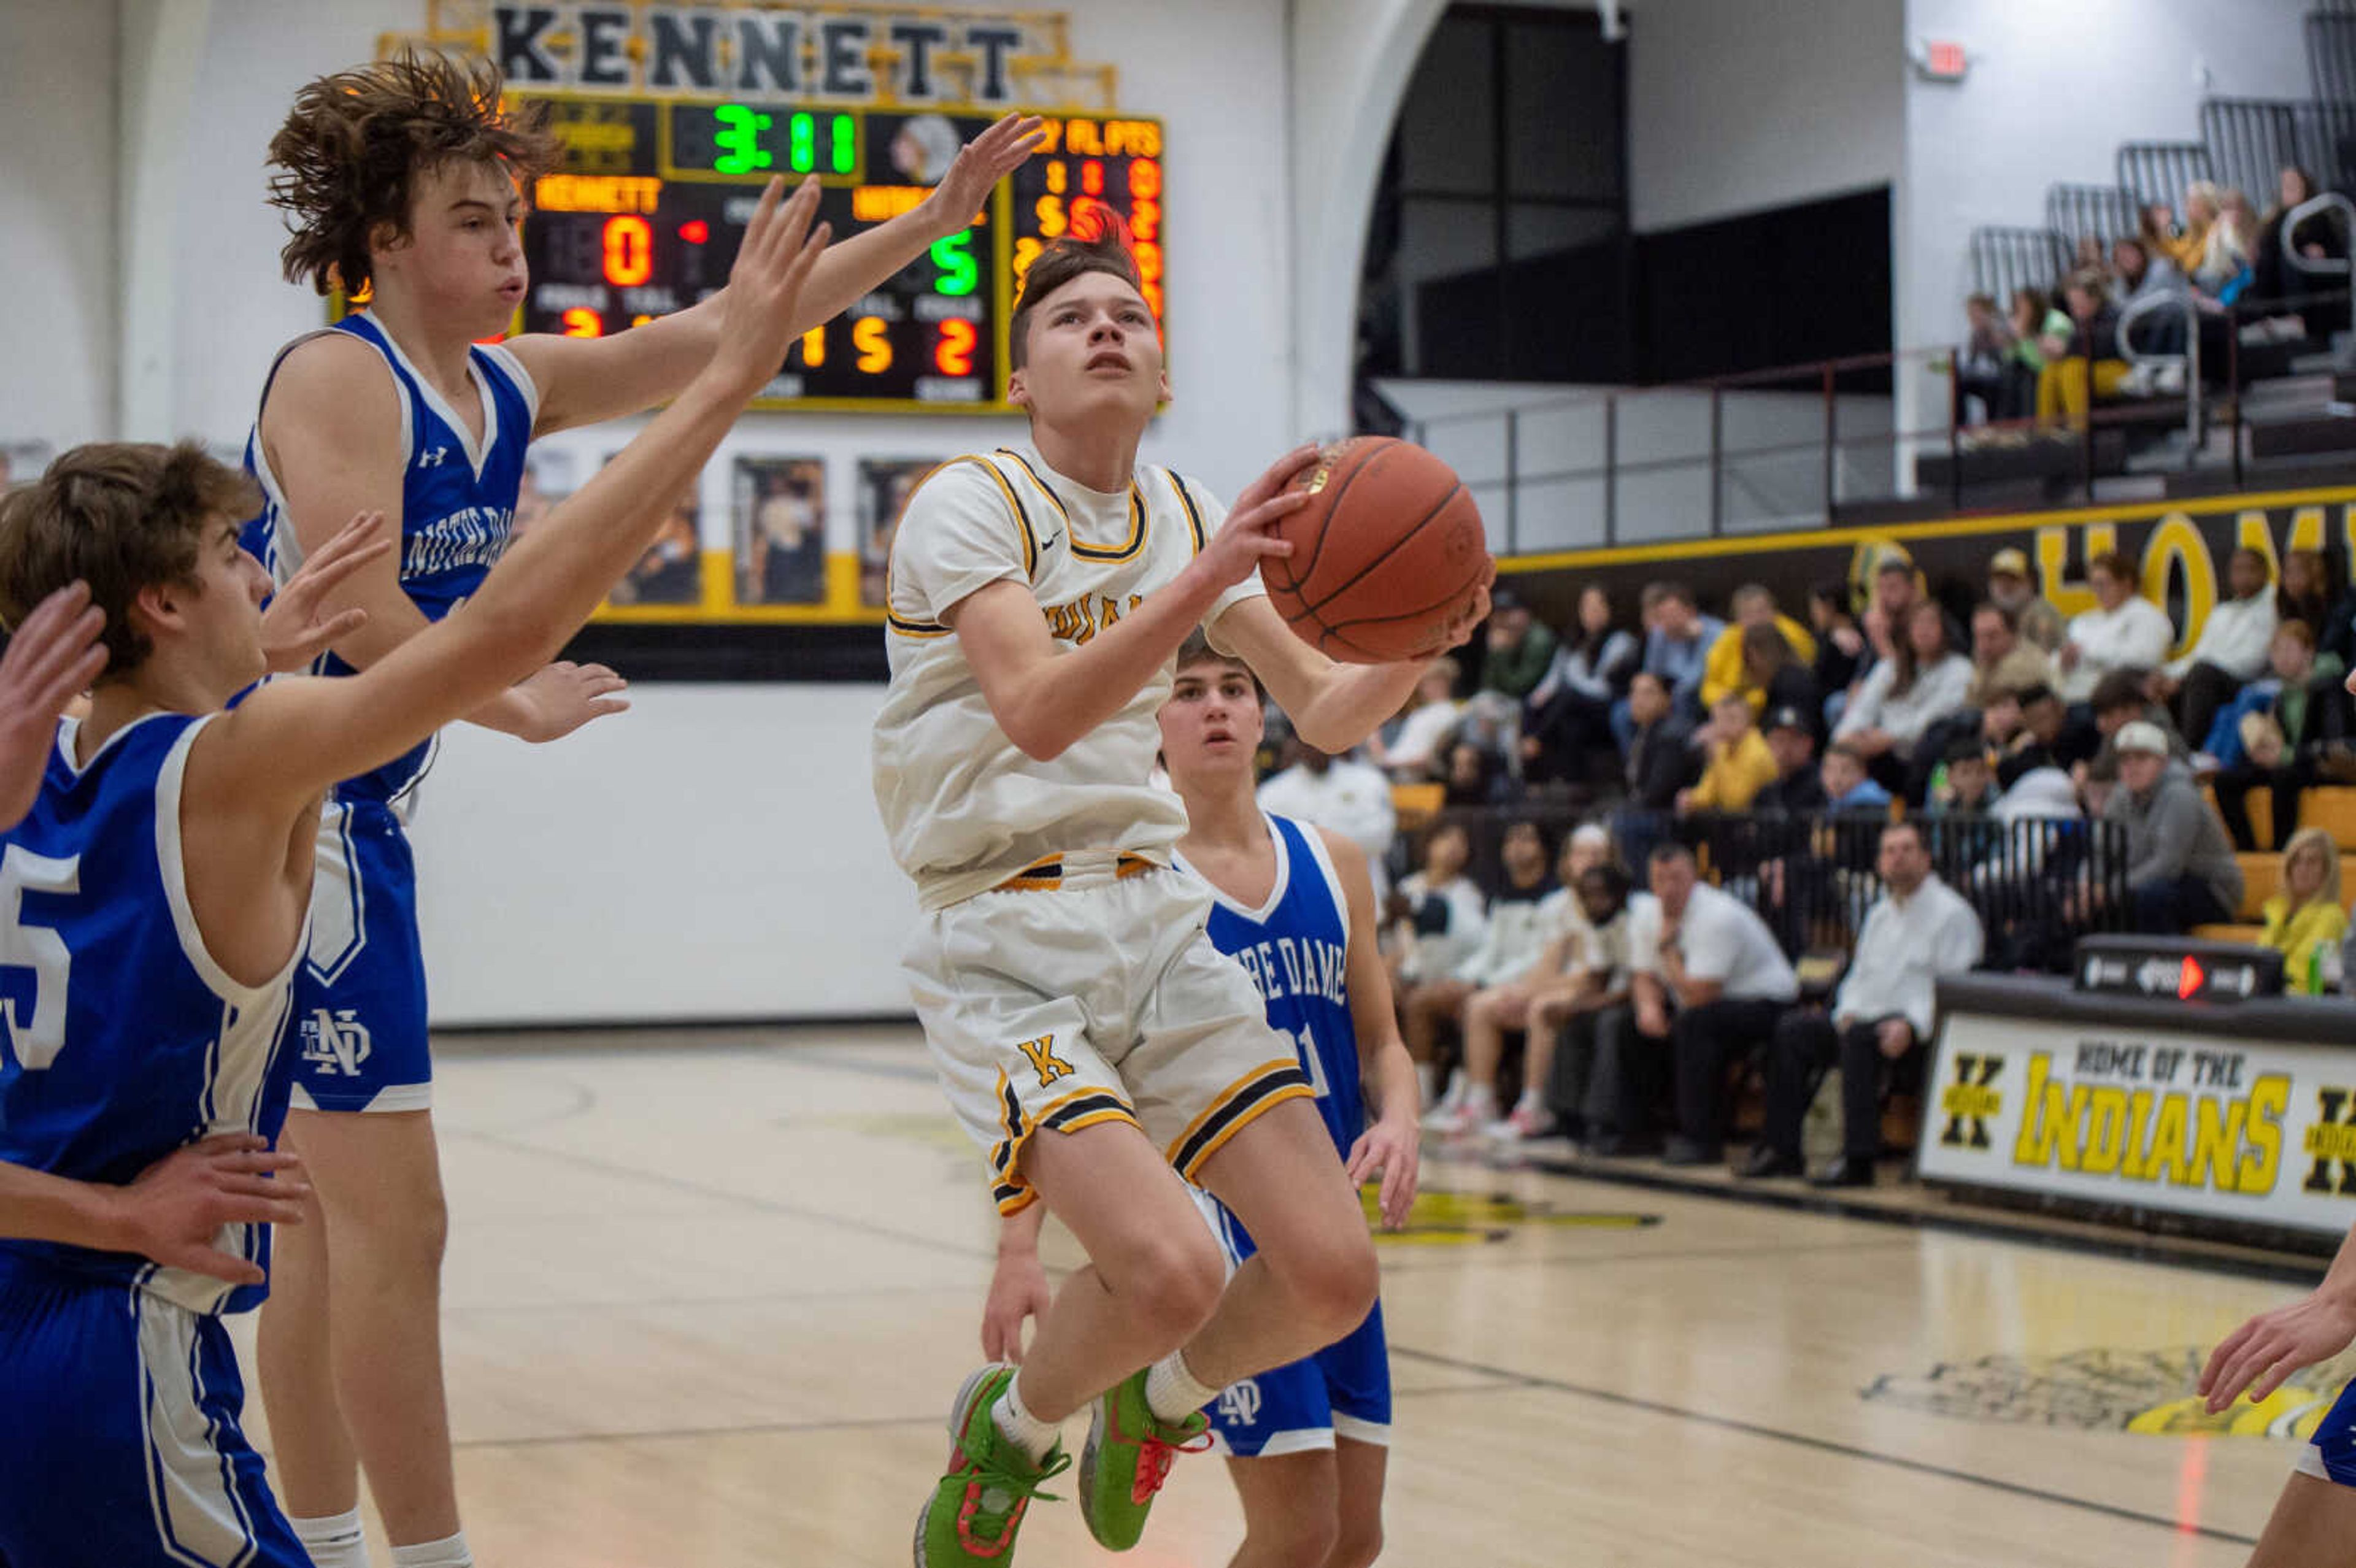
[
  {"x1": 1037, "y1": 529, "x2": 1063, "y2": 552},
  {"x1": 418, "y1": 445, "x2": 450, "y2": 469}
]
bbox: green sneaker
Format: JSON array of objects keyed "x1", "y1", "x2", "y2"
[
  {"x1": 914, "y1": 1364, "x2": 1070, "y2": 1567},
  {"x1": 1076, "y1": 1369, "x2": 1212, "y2": 1551}
]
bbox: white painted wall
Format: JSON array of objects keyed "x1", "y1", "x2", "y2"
[{"x1": 1625, "y1": 0, "x2": 1904, "y2": 234}]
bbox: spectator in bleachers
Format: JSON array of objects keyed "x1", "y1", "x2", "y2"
[
  {"x1": 1625, "y1": 842, "x2": 1800, "y2": 1168},
  {"x1": 1442, "y1": 738, "x2": 1512, "y2": 808},
  {"x1": 1701, "y1": 584, "x2": 1817, "y2": 712},
  {"x1": 1987, "y1": 547, "x2": 2065, "y2": 651},
  {"x1": 1615, "y1": 582, "x2": 1723, "y2": 742},
  {"x1": 1834, "y1": 600, "x2": 1974, "y2": 791},
  {"x1": 2165, "y1": 183, "x2": 2222, "y2": 275},
  {"x1": 2103, "y1": 720, "x2": 2244, "y2": 934},
  {"x1": 1531, "y1": 863, "x2": 1647, "y2": 1143},
  {"x1": 1966, "y1": 600, "x2": 2055, "y2": 709},
  {"x1": 1997, "y1": 682, "x2": 2071, "y2": 786},
  {"x1": 1522, "y1": 584, "x2": 1638, "y2": 785},
  {"x1": 2208, "y1": 621, "x2": 2349, "y2": 851},
  {"x1": 1736, "y1": 623, "x2": 1822, "y2": 732},
  {"x1": 1953, "y1": 293, "x2": 2017, "y2": 425},
  {"x1": 2281, "y1": 548, "x2": 2333, "y2": 642},
  {"x1": 1385, "y1": 821, "x2": 1487, "y2": 1097},
  {"x1": 2153, "y1": 547, "x2": 2277, "y2": 750},
  {"x1": 2193, "y1": 190, "x2": 2257, "y2": 298},
  {"x1": 2058, "y1": 550, "x2": 2173, "y2": 703},
  {"x1": 1257, "y1": 736, "x2": 1397, "y2": 896},
  {"x1": 2257, "y1": 166, "x2": 2346, "y2": 336},
  {"x1": 1440, "y1": 824, "x2": 1614, "y2": 1141},
  {"x1": 1754, "y1": 707, "x2": 1827, "y2": 815},
  {"x1": 1807, "y1": 582, "x2": 1867, "y2": 712},
  {"x1": 1465, "y1": 590, "x2": 1556, "y2": 762},
  {"x1": 2079, "y1": 748, "x2": 2122, "y2": 818},
  {"x1": 1820, "y1": 741, "x2": 1893, "y2": 815},
  {"x1": 1677, "y1": 694, "x2": 1777, "y2": 818},
  {"x1": 1747, "y1": 820, "x2": 1983, "y2": 1186},
  {"x1": 2109, "y1": 235, "x2": 2194, "y2": 364},
  {"x1": 2262, "y1": 828, "x2": 2347, "y2": 994},
  {"x1": 1415, "y1": 821, "x2": 1558, "y2": 1128},
  {"x1": 2082, "y1": 668, "x2": 2191, "y2": 779},
  {"x1": 2035, "y1": 271, "x2": 2131, "y2": 425},
  {"x1": 1369, "y1": 657, "x2": 1463, "y2": 783},
  {"x1": 1612, "y1": 669, "x2": 1698, "y2": 875},
  {"x1": 1925, "y1": 736, "x2": 1998, "y2": 817}
]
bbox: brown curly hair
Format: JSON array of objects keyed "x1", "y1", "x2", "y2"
[
  {"x1": 0, "y1": 443, "x2": 260, "y2": 676},
  {"x1": 268, "y1": 50, "x2": 560, "y2": 296}
]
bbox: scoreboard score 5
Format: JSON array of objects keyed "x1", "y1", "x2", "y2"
[{"x1": 512, "y1": 94, "x2": 1165, "y2": 414}]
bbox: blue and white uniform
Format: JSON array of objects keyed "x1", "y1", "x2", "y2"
[
  {"x1": 0, "y1": 714, "x2": 310, "y2": 1566},
  {"x1": 1177, "y1": 812, "x2": 1390, "y2": 1456},
  {"x1": 2299, "y1": 1378, "x2": 2356, "y2": 1487},
  {"x1": 242, "y1": 313, "x2": 538, "y2": 1113}
]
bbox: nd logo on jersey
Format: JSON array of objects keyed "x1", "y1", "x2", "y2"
[
  {"x1": 300, "y1": 1009, "x2": 373, "y2": 1076},
  {"x1": 1217, "y1": 1380, "x2": 1263, "y2": 1426}
]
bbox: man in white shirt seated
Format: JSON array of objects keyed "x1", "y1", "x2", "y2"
[
  {"x1": 1745, "y1": 820, "x2": 1985, "y2": 1187},
  {"x1": 2057, "y1": 548, "x2": 2174, "y2": 704},
  {"x1": 1258, "y1": 734, "x2": 1398, "y2": 896},
  {"x1": 1594, "y1": 842, "x2": 1799, "y2": 1166},
  {"x1": 2149, "y1": 546, "x2": 2277, "y2": 759}
]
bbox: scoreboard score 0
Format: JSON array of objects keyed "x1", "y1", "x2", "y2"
[{"x1": 515, "y1": 94, "x2": 1165, "y2": 414}]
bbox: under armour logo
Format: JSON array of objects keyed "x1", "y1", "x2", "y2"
[
  {"x1": 1217, "y1": 1380, "x2": 1262, "y2": 1426},
  {"x1": 299, "y1": 1009, "x2": 374, "y2": 1076},
  {"x1": 418, "y1": 446, "x2": 450, "y2": 469},
  {"x1": 1938, "y1": 1053, "x2": 2004, "y2": 1149},
  {"x1": 2304, "y1": 1086, "x2": 2356, "y2": 1196}
]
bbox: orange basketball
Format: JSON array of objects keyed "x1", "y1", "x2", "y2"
[{"x1": 1260, "y1": 437, "x2": 1492, "y2": 664}]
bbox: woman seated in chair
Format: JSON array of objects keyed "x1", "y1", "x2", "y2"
[{"x1": 2262, "y1": 828, "x2": 2349, "y2": 995}]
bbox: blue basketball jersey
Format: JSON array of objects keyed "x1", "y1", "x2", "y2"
[
  {"x1": 241, "y1": 313, "x2": 540, "y2": 804},
  {"x1": 0, "y1": 714, "x2": 302, "y2": 1316},
  {"x1": 1181, "y1": 813, "x2": 1366, "y2": 1166}
]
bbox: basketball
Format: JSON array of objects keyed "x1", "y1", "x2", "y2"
[{"x1": 1261, "y1": 437, "x2": 1492, "y2": 663}]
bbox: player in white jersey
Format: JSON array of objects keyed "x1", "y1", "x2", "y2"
[
  {"x1": 0, "y1": 172, "x2": 825, "y2": 1568},
  {"x1": 879, "y1": 225, "x2": 1488, "y2": 1565},
  {"x1": 247, "y1": 53, "x2": 1035, "y2": 1566}
]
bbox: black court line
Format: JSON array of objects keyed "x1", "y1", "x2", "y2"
[
  {"x1": 1520, "y1": 1154, "x2": 2331, "y2": 1287},
  {"x1": 1389, "y1": 1345, "x2": 2262, "y2": 1548}
]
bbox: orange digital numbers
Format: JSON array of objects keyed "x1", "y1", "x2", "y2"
[
  {"x1": 1045, "y1": 160, "x2": 1067, "y2": 195},
  {"x1": 934, "y1": 320, "x2": 977, "y2": 377},
  {"x1": 1033, "y1": 195, "x2": 1066, "y2": 239},
  {"x1": 601, "y1": 215, "x2": 653, "y2": 288},
  {"x1": 561, "y1": 307, "x2": 604, "y2": 337},
  {"x1": 1130, "y1": 198, "x2": 1160, "y2": 242},
  {"x1": 797, "y1": 325, "x2": 826, "y2": 367},
  {"x1": 1130, "y1": 159, "x2": 1161, "y2": 200},
  {"x1": 853, "y1": 317, "x2": 892, "y2": 373},
  {"x1": 1081, "y1": 159, "x2": 1103, "y2": 198},
  {"x1": 1012, "y1": 236, "x2": 1042, "y2": 287}
]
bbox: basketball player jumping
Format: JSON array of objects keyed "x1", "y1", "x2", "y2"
[
  {"x1": 245, "y1": 52, "x2": 1036, "y2": 1567},
  {"x1": 0, "y1": 171, "x2": 828, "y2": 1568},
  {"x1": 2201, "y1": 1215, "x2": 2356, "y2": 1562},
  {"x1": 876, "y1": 223, "x2": 1487, "y2": 1565},
  {"x1": 983, "y1": 632, "x2": 1421, "y2": 1568}
]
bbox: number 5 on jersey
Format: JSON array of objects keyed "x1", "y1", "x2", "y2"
[
  {"x1": 0, "y1": 845, "x2": 77, "y2": 1070},
  {"x1": 1017, "y1": 1034, "x2": 1074, "y2": 1090}
]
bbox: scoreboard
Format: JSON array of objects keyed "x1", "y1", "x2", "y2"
[{"x1": 514, "y1": 93, "x2": 1166, "y2": 413}]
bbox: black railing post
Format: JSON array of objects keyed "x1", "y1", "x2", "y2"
[
  {"x1": 1947, "y1": 352, "x2": 1963, "y2": 512},
  {"x1": 1505, "y1": 409, "x2": 1520, "y2": 556},
  {"x1": 1708, "y1": 384, "x2": 1724, "y2": 535},
  {"x1": 1603, "y1": 396, "x2": 1618, "y2": 546},
  {"x1": 1822, "y1": 363, "x2": 1838, "y2": 523},
  {"x1": 2230, "y1": 299, "x2": 2245, "y2": 490},
  {"x1": 2078, "y1": 352, "x2": 2097, "y2": 504}
]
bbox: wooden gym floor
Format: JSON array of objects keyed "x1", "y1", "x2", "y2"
[{"x1": 231, "y1": 1024, "x2": 2331, "y2": 1566}]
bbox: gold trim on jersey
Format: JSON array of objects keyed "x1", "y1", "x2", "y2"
[
  {"x1": 1168, "y1": 1058, "x2": 1317, "y2": 1181},
  {"x1": 996, "y1": 447, "x2": 1148, "y2": 563},
  {"x1": 1163, "y1": 470, "x2": 1209, "y2": 554},
  {"x1": 987, "y1": 1071, "x2": 1142, "y2": 1215}
]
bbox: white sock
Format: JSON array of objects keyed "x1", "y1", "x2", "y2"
[
  {"x1": 1440, "y1": 1069, "x2": 1467, "y2": 1110},
  {"x1": 1515, "y1": 1086, "x2": 1544, "y2": 1115},
  {"x1": 291, "y1": 1510, "x2": 371, "y2": 1568},
  {"x1": 1465, "y1": 1082, "x2": 1498, "y2": 1118},
  {"x1": 388, "y1": 1533, "x2": 472, "y2": 1568},
  {"x1": 1144, "y1": 1350, "x2": 1220, "y2": 1423},
  {"x1": 992, "y1": 1373, "x2": 1063, "y2": 1464},
  {"x1": 1415, "y1": 1063, "x2": 1439, "y2": 1107}
]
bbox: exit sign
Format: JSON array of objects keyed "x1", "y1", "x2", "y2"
[{"x1": 1914, "y1": 38, "x2": 1969, "y2": 82}]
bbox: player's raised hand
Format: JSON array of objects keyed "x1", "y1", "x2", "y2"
[
  {"x1": 0, "y1": 582, "x2": 106, "y2": 831},
  {"x1": 107, "y1": 1133, "x2": 310, "y2": 1286},
  {"x1": 2199, "y1": 1287, "x2": 2356, "y2": 1413},
  {"x1": 260, "y1": 510, "x2": 392, "y2": 674},
  {"x1": 922, "y1": 113, "x2": 1047, "y2": 233},
  {"x1": 503, "y1": 660, "x2": 630, "y2": 743},
  {"x1": 1347, "y1": 1111, "x2": 1421, "y2": 1231},
  {"x1": 710, "y1": 175, "x2": 831, "y2": 398}
]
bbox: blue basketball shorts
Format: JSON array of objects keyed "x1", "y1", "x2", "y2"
[
  {"x1": 1193, "y1": 1189, "x2": 1392, "y2": 1456},
  {"x1": 0, "y1": 1259, "x2": 309, "y2": 1567},
  {"x1": 2296, "y1": 1374, "x2": 2356, "y2": 1488},
  {"x1": 287, "y1": 799, "x2": 432, "y2": 1115}
]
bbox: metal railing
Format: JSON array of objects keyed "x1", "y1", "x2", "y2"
[{"x1": 2118, "y1": 140, "x2": 2215, "y2": 213}]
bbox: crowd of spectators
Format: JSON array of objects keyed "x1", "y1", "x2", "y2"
[
  {"x1": 1238, "y1": 537, "x2": 2356, "y2": 1180},
  {"x1": 1954, "y1": 166, "x2": 2346, "y2": 431}
]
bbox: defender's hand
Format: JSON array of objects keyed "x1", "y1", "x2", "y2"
[
  {"x1": 260, "y1": 511, "x2": 391, "y2": 674},
  {"x1": 107, "y1": 1134, "x2": 309, "y2": 1286},
  {"x1": 922, "y1": 114, "x2": 1047, "y2": 235},
  {"x1": 1348, "y1": 1112, "x2": 1421, "y2": 1231},
  {"x1": 710, "y1": 177, "x2": 831, "y2": 398},
  {"x1": 0, "y1": 582, "x2": 106, "y2": 828},
  {"x1": 2200, "y1": 1289, "x2": 2356, "y2": 1413},
  {"x1": 506, "y1": 661, "x2": 629, "y2": 743}
]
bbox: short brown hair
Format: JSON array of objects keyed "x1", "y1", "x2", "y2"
[
  {"x1": 268, "y1": 50, "x2": 560, "y2": 296},
  {"x1": 1008, "y1": 218, "x2": 1146, "y2": 371},
  {"x1": 0, "y1": 443, "x2": 259, "y2": 675},
  {"x1": 1176, "y1": 629, "x2": 1251, "y2": 682},
  {"x1": 2088, "y1": 549, "x2": 2135, "y2": 582}
]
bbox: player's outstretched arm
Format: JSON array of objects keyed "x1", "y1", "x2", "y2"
[
  {"x1": 1320, "y1": 829, "x2": 1421, "y2": 1230},
  {"x1": 0, "y1": 1133, "x2": 307, "y2": 1285},
  {"x1": 981, "y1": 1203, "x2": 1054, "y2": 1363},
  {"x1": 0, "y1": 582, "x2": 106, "y2": 832},
  {"x1": 1209, "y1": 453, "x2": 1493, "y2": 754},
  {"x1": 2201, "y1": 1219, "x2": 2356, "y2": 1412},
  {"x1": 510, "y1": 114, "x2": 1044, "y2": 436},
  {"x1": 210, "y1": 175, "x2": 830, "y2": 816},
  {"x1": 945, "y1": 455, "x2": 1317, "y2": 761}
]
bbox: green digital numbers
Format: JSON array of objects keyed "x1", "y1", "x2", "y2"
[
  {"x1": 930, "y1": 233, "x2": 979, "y2": 297},
  {"x1": 712, "y1": 104, "x2": 772, "y2": 174}
]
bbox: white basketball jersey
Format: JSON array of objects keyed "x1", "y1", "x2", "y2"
[{"x1": 872, "y1": 445, "x2": 1264, "y2": 910}]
